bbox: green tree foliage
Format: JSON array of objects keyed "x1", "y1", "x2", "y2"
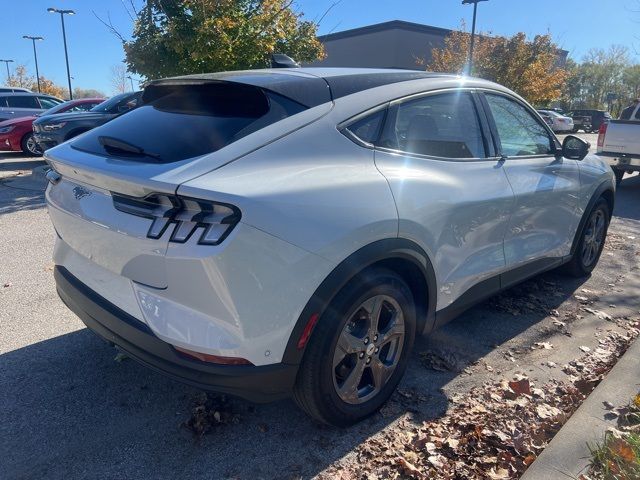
[
  {"x1": 123, "y1": 0, "x2": 325, "y2": 80},
  {"x1": 73, "y1": 87, "x2": 107, "y2": 99},
  {"x1": 428, "y1": 28, "x2": 567, "y2": 106},
  {"x1": 562, "y1": 46, "x2": 638, "y2": 115}
]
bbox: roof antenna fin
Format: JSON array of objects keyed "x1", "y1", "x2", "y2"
[{"x1": 271, "y1": 54, "x2": 300, "y2": 68}]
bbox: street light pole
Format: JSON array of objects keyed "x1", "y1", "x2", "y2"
[
  {"x1": 462, "y1": 0, "x2": 488, "y2": 75},
  {"x1": 48, "y1": 7, "x2": 75, "y2": 100},
  {"x1": 127, "y1": 75, "x2": 135, "y2": 92},
  {"x1": 0, "y1": 59, "x2": 14, "y2": 82},
  {"x1": 22, "y1": 36, "x2": 44, "y2": 92}
]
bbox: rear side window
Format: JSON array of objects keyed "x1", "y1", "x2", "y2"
[
  {"x1": 38, "y1": 97, "x2": 60, "y2": 109},
  {"x1": 378, "y1": 92, "x2": 486, "y2": 159},
  {"x1": 72, "y1": 83, "x2": 306, "y2": 163},
  {"x1": 0, "y1": 96, "x2": 7, "y2": 107},
  {"x1": 7, "y1": 95, "x2": 40, "y2": 108},
  {"x1": 485, "y1": 94, "x2": 553, "y2": 157},
  {"x1": 345, "y1": 109, "x2": 385, "y2": 144}
]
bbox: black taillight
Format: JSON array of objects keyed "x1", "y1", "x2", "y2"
[{"x1": 112, "y1": 193, "x2": 240, "y2": 245}]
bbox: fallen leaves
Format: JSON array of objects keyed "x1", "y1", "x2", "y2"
[
  {"x1": 182, "y1": 393, "x2": 239, "y2": 437},
  {"x1": 329, "y1": 325, "x2": 639, "y2": 480}
]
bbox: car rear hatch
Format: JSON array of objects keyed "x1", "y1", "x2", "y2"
[
  {"x1": 46, "y1": 74, "x2": 332, "y2": 289},
  {"x1": 600, "y1": 121, "x2": 640, "y2": 157}
]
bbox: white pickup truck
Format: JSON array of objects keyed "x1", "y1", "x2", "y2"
[{"x1": 597, "y1": 104, "x2": 640, "y2": 185}]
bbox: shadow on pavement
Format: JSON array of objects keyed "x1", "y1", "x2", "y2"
[
  {"x1": 614, "y1": 172, "x2": 640, "y2": 222},
  {"x1": 0, "y1": 269, "x2": 590, "y2": 479}
]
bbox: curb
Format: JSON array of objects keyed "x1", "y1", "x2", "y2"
[{"x1": 521, "y1": 335, "x2": 640, "y2": 480}]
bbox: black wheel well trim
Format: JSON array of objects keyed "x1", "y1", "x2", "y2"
[
  {"x1": 281, "y1": 238, "x2": 437, "y2": 365},
  {"x1": 570, "y1": 180, "x2": 614, "y2": 256}
]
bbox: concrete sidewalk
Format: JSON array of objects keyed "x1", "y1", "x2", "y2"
[{"x1": 521, "y1": 336, "x2": 640, "y2": 480}]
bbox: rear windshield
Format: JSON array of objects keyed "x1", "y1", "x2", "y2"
[{"x1": 72, "y1": 83, "x2": 306, "y2": 163}]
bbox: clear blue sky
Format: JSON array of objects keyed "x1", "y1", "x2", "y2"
[{"x1": 3, "y1": 0, "x2": 639, "y2": 95}]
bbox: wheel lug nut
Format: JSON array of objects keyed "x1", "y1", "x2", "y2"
[
  {"x1": 366, "y1": 357, "x2": 371, "y2": 364},
  {"x1": 364, "y1": 338, "x2": 369, "y2": 344},
  {"x1": 375, "y1": 347, "x2": 379, "y2": 353},
  {"x1": 373, "y1": 335, "x2": 378, "y2": 341},
  {"x1": 359, "y1": 352, "x2": 365, "y2": 359}
]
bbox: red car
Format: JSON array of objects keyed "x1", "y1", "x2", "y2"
[{"x1": 0, "y1": 98, "x2": 104, "y2": 156}]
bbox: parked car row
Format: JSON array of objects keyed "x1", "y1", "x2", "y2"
[
  {"x1": 0, "y1": 97, "x2": 104, "y2": 155},
  {"x1": 0, "y1": 91, "x2": 142, "y2": 155},
  {"x1": 537, "y1": 109, "x2": 574, "y2": 133}
]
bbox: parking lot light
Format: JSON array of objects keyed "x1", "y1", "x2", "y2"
[
  {"x1": 462, "y1": 0, "x2": 489, "y2": 75},
  {"x1": 48, "y1": 7, "x2": 75, "y2": 100},
  {"x1": 0, "y1": 59, "x2": 14, "y2": 82},
  {"x1": 22, "y1": 36, "x2": 44, "y2": 92}
]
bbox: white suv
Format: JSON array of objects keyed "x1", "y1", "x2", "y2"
[{"x1": 45, "y1": 69, "x2": 615, "y2": 426}]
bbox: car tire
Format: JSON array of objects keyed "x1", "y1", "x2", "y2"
[
  {"x1": 613, "y1": 169, "x2": 625, "y2": 186},
  {"x1": 565, "y1": 198, "x2": 610, "y2": 277},
  {"x1": 20, "y1": 132, "x2": 42, "y2": 157},
  {"x1": 293, "y1": 268, "x2": 416, "y2": 427}
]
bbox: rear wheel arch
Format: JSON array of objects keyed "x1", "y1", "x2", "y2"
[{"x1": 282, "y1": 238, "x2": 437, "y2": 365}]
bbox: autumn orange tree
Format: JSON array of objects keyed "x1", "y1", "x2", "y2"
[
  {"x1": 121, "y1": 0, "x2": 325, "y2": 80},
  {"x1": 429, "y1": 29, "x2": 567, "y2": 106},
  {"x1": 7, "y1": 65, "x2": 67, "y2": 99}
]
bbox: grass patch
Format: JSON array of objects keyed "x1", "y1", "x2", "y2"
[{"x1": 586, "y1": 393, "x2": 640, "y2": 479}]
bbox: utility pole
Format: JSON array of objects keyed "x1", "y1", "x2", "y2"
[
  {"x1": 48, "y1": 7, "x2": 75, "y2": 99},
  {"x1": 0, "y1": 59, "x2": 14, "y2": 83},
  {"x1": 462, "y1": 0, "x2": 488, "y2": 75},
  {"x1": 22, "y1": 36, "x2": 44, "y2": 92}
]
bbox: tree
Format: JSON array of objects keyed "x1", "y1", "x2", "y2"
[
  {"x1": 428, "y1": 29, "x2": 567, "y2": 106},
  {"x1": 7, "y1": 65, "x2": 67, "y2": 99},
  {"x1": 561, "y1": 46, "x2": 633, "y2": 115},
  {"x1": 110, "y1": 64, "x2": 128, "y2": 94},
  {"x1": 120, "y1": 0, "x2": 325, "y2": 80},
  {"x1": 73, "y1": 87, "x2": 107, "y2": 99}
]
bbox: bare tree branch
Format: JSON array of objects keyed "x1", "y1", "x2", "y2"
[
  {"x1": 316, "y1": 0, "x2": 343, "y2": 27},
  {"x1": 93, "y1": 11, "x2": 127, "y2": 43}
]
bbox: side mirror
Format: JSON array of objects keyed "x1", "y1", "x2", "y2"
[
  {"x1": 562, "y1": 135, "x2": 590, "y2": 160},
  {"x1": 117, "y1": 104, "x2": 130, "y2": 113}
]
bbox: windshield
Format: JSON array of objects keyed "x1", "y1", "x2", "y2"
[
  {"x1": 90, "y1": 92, "x2": 135, "y2": 113},
  {"x1": 40, "y1": 101, "x2": 78, "y2": 116}
]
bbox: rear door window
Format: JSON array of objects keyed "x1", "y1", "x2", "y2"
[
  {"x1": 72, "y1": 83, "x2": 306, "y2": 163},
  {"x1": 7, "y1": 95, "x2": 40, "y2": 108},
  {"x1": 37, "y1": 96, "x2": 61, "y2": 109},
  {"x1": 378, "y1": 91, "x2": 486, "y2": 159}
]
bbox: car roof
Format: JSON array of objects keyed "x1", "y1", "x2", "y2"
[
  {"x1": 147, "y1": 68, "x2": 466, "y2": 108},
  {"x1": 0, "y1": 92, "x2": 57, "y2": 97}
]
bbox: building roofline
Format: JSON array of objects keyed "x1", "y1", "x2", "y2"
[
  {"x1": 318, "y1": 20, "x2": 454, "y2": 42},
  {"x1": 318, "y1": 19, "x2": 569, "y2": 57}
]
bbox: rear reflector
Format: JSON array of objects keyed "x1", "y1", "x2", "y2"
[
  {"x1": 174, "y1": 346, "x2": 253, "y2": 365},
  {"x1": 297, "y1": 313, "x2": 320, "y2": 350}
]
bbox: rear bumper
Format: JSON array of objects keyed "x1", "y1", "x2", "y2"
[
  {"x1": 598, "y1": 153, "x2": 640, "y2": 171},
  {"x1": 54, "y1": 265, "x2": 298, "y2": 402}
]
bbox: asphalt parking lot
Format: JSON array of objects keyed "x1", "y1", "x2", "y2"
[{"x1": 1, "y1": 135, "x2": 639, "y2": 479}]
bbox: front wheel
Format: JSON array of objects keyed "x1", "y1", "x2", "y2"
[
  {"x1": 21, "y1": 132, "x2": 42, "y2": 157},
  {"x1": 565, "y1": 198, "x2": 610, "y2": 277},
  {"x1": 293, "y1": 268, "x2": 416, "y2": 426}
]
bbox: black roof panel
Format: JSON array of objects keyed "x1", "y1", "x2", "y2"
[{"x1": 148, "y1": 68, "x2": 455, "y2": 108}]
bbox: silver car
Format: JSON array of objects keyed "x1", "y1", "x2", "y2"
[
  {"x1": 0, "y1": 92, "x2": 63, "y2": 122},
  {"x1": 45, "y1": 69, "x2": 615, "y2": 426}
]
